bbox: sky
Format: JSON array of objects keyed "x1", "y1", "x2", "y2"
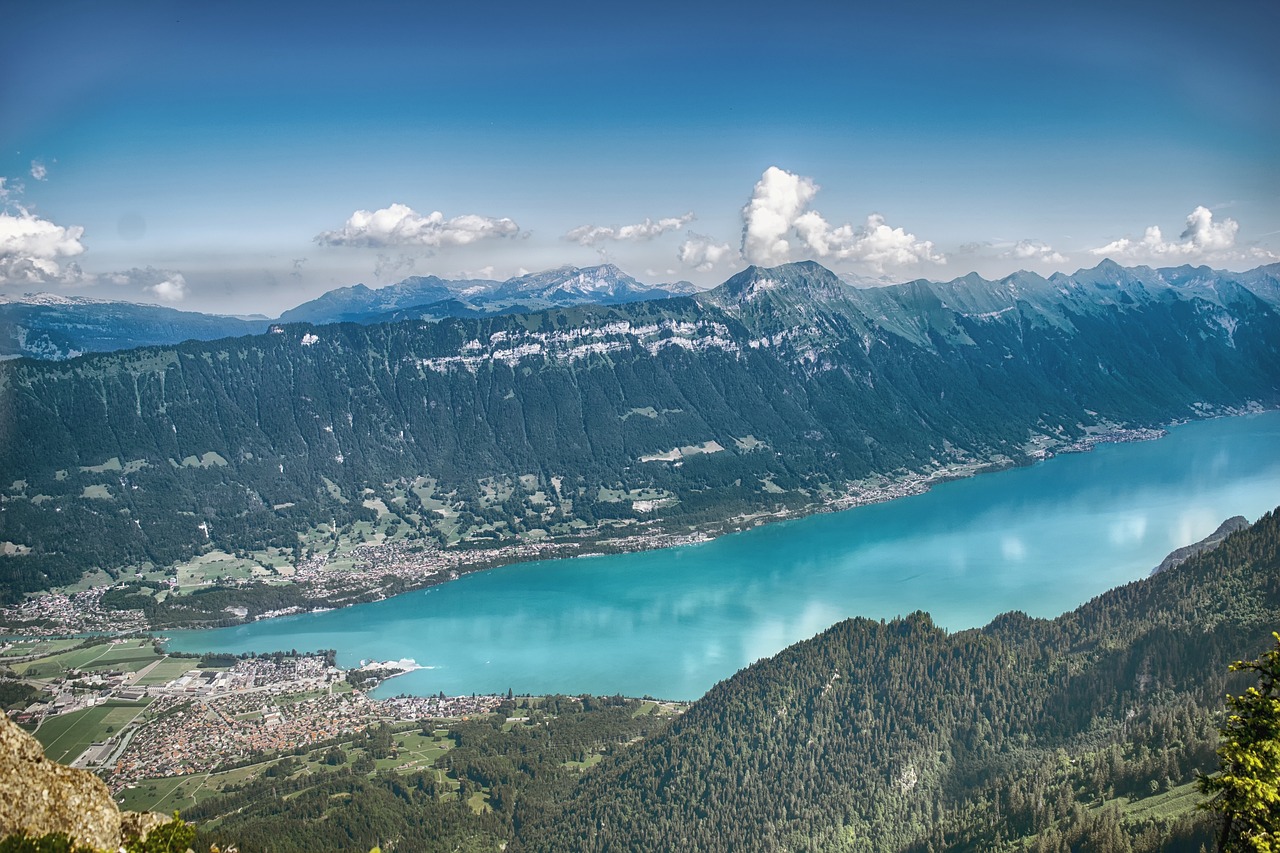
[{"x1": 2, "y1": 0, "x2": 1278, "y2": 315}]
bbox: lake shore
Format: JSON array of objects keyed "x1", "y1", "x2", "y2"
[{"x1": 3, "y1": 409, "x2": 1264, "y2": 639}]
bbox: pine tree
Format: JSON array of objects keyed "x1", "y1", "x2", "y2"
[{"x1": 1200, "y1": 633, "x2": 1280, "y2": 852}]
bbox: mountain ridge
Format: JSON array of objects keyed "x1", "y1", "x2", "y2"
[
  {"x1": 4, "y1": 259, "x2": 1278, "y2": 361},
  {"x1": 2, "y1": 259, "x2": 1278, "y2": 605}
]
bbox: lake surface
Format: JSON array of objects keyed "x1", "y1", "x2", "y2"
[{"x1": 168, "y1": 412, "x2": 1280, "y2": 701}]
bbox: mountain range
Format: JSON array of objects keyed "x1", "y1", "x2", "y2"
[
  {"x1": 2, "y1": 259, "x2": 1278, "y2": 603},
  {"x1": 7, "y1": 260, "x2": 1277, "y2": 361},
  {"x1": 0, "y1": 265, "x2": 700, "y2": 360}
]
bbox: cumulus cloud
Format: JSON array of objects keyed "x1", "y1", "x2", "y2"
[
  {"x1": 740, "y1": 167, "x2": 944, "y2": 272},
  {"x1": 1006, "y1": 239, "x2": 1066, "y2": 264},
  {"x1": 678, "y1": 233, "x2": 738, "y2": 272},
  {"x1": 30, "y1": 161, "x2": 47, "y2": 181},
  {"x1": 316, "y1": 203, "x2": 519, "y2": 249},
  {"x1": 1088, "y1": 206, "x2": 1275, "y2": 262},
  {"x1": 104, "y1": 267, "x2": 189, "y2": 303},
  {"x1": 0, "y1": 208, "x2": 87, "y2": 285},
  {"x1": 741, "y1": 167, "x2": 819, "y2": 267},
  {"x1": 565, "y1": 213, "x2": 694, "y2": 246}
]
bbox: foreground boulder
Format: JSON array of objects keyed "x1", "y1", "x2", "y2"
[{"x1": 0, "y1": 712, "x2": 173, "y2": 851}]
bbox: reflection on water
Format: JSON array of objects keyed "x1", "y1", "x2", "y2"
[{"x1": 169, "y1": 413, "x2": 1280, "y2": 700}]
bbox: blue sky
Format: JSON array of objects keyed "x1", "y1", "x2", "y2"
[{"x1": 2, "y1": 0, "x2": 1277, "y2": 314}]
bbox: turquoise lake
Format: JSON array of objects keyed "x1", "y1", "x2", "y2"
[{"x1": 167, "y1": 412, "x2": 1280, "y2": 701}]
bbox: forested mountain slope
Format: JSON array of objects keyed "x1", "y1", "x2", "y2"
[
  {"x1": 522, "y1": 507, "x2": 1280, "y2": 852},
  {"x1": 0, "y1": 293, "x2": 269, "y2": 361},
  {"x1": 1, "y1": 261, "x2": 1278, "y2": 600}
]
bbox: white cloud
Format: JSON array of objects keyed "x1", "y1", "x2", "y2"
[
  {"x1": 0, "y1": 209, "x2": 87, "y2": 285},
  {"x1": 741, "y1": 167, "x2": 819, "y2": 267},
  {"x1": 740, "y1": 167, "x2": 944, "y2": 272},
  {"x1": 456, "y1": 265, "x2": 496, "y2": 280},
  {"x1": 565, "y1": 213, "x2": 694, "y2": 246},
  {"x1": 1006, "y1": 239, "x2": 1066, "y2": 264},
  {"x1": 30, "y1": 161, "x2": 47, "y2": 181},
  {"x1": 103, "y1": 266, "x2": 189, "y2": 303},
  {"x1": 1088, "y1": 206, "x2": 1275, "y2": 262},
  {"x1": 146, "y1": 276, "x2": 188, "y2": 302},
  {"x1": 678, "y1": 233, "x2": 738, "y2": 272},
  {"x1": 316, "y1": 203, "x2": 519, "y2": 249}
]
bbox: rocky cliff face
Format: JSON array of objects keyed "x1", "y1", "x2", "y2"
[{"x1": 0, "y1": 712, "x2": 170, "y2": 850}]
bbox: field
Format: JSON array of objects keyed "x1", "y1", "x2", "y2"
[
  {"x1": 33, "y1": 700, "x2": 150, "y2": 764},
  {"x1": 0, "y1": 637, "x2": 83, "y2": 658},
  {"x1": 117, "y1": 760, "x2": 272, "y2": 813},
  {"x1": 117, "y1": 727, "x2": 460, "y2": 814},
  {"x1": 10, "y1": 639, "x2": 163, "y2": 679},
  {"x1": 136, "y1": 657, "x2": 199, "y2": 685}
]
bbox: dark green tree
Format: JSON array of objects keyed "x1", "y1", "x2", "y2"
[{"x1": 1200, "y1": 633, "x2": 1280, "y2": 853}]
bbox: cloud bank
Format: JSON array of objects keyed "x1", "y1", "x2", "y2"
[
  {"x1": 566, "y1": 213, "x2": 694, "y2": 246},
  {"x1": 104, "y1": 267, "x2": 189, "y2": 303},
  {"x1": 0, "y1": 208, "x2": 86, "y2": 285},
  {"x1": 316, "y1": 203, "x2": 520, "y2": 249},
  {"x1": 740, "y1": 167, "x2": 945, "y2": 272},
  {"x1": 1089, "y1": 206, "x2": 1274, "y2": 262},
  {"x1": 1006, "y1": 239, "x2": 1066, "y2": 264},
  {"x1": 678, "y1": 234, "x2": 737, "y2": 272}
]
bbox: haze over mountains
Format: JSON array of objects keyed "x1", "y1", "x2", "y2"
[
  {"x1": 2, "y1": 258, "x2": 1278, "y2": 605},
  {"x1": 0, "y1": 264, "x2": 700, "y2": 360},
  {"x1": 4, "y1": 260, "x2": 1278, "y2": 362}
]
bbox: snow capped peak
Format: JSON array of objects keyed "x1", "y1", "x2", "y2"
[{"x1": 0, "y1": 291, "x2": 114, "y2": 306}]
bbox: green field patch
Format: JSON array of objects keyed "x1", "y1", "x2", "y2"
[
  {"x1": 477, "y1": 476, "x2": 514, "y2": 506},
  {"x1": 0, "y1": 638, "x2": 81, "y2": 658},
  {"x1": 361, "y1": 497, "x2": 391, "y2": 517},
  {"x1": 15, "y1": 640, "x2": 161, "y2": 678},
  {"x1": 80, "y1": 456, "x2": 122, "y2": 474},
  {"x1": 321, "y1": 475, "x2": 347, "y2": 503},
  {"x1": 563, "y1": 754, "x2": 604, "y2": 771},
  {"x1": 760, "y1": 476, "x2": 786, "y2": 494},
  {"x1": 733, "y1": 434, "x2": 769, "y2": 451},
  {"x1": 639, "y1": 440, "x2": 725, "y2": 463},
  {"x1": 52, "y1": 567, "x2": 116, "y2": 594},
  {"x1": 34, "y1": 700, "x2": 148, "y2": 764},
  {"x1": 1117, "y1": 780, "x2": 1205, "y2": 821},
  {"x1": 1, "y1": 541, "x2": 32, "y2": 555},
  {"x1": 80, "y1": 484, "x2": 112, "y2": 499},
  {"x1": 13, "y1": 645, "x2": 107, "y2": 677},
  {"x1": 82, "y1": 652, "x2": 161, "y2": 672},
  {"x1": 170, "y1": 549, "x2": 262, "y2": 588},
  {"x1": 411, "y1": 476, "x2": 457, "y2": 521},
  {"x1": 172, "y1": 451, "x2": 228, "y2": 469},
  {"x1": 136, "y1": 657, "x2": 195, "y2": 685},
  {"x1": 117, "y1": 760, "x2": 269, "y2": 813}
]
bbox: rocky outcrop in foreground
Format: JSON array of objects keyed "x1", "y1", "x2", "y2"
[{"x1": 0, "y1": 712, "x2": 173, "y2": 851}]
